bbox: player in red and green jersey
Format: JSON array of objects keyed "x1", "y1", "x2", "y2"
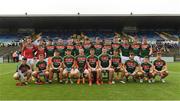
[
  {"x1": 112, "y1": 36, "x2": 120, "y2": 52},
  {"x1": 32, "y1": 54, "x2": 49, "y2": 84},
  {"x1": 120, "y1": 38, "x2": 131, "y2": 64},
  {"x1": 45, "y1": 39, "x2": 55, "y2": 58},
  {"x1": 74, "y1": 39, "x2": 83, "y2": 56},
  {"x1": 140, "y1": 38, "x2": 152, "y2": 63},
  {"x1": 124, "y1": 53, "x2": 142, "y2": 83},
  {"x1": 103, "y1": 39, "x2": 112, "y2": 55},
  {"x1": 130, "y1": 38, "x2": 141, "y2": 64},
  {"x1": 83, "y1": 38, "x2": 92, "y2": 57},
  {"x1": 152, "y1": 53, "x2": 168, "y2": 83},
  {"x1": 63, "y1": 49, "x2": 78, "y2": 84},
  {"x1": 45, "y1": 39, "x2": 55, "y2": 69},
  {"x1": 35, "y1": 45, "x2": 46, "y2": 60},
  {"x1": 94, "y1": 37, "x2": 103, "y2": 56},
  {"x1": 55, "y1": 39, "x2": 66, "y2": 58},
  {"x1": 87, "y1": 48, "x2": 100, "y2": 85},
  {"x1": 13, "y1": 57, "x2": 32, "y2": 86},
  {"x1": 98, "y1": 48, "x2": 112, "y2": 84},
  {"x1": 66, "y1": 39, "x2": 75, "y2": 56},
  {"x1": 49, "y1": 50, "x2": 63, "y2": 83},
  {"x1": 140, "y1": 56, "x2": 153, "y2": 83},
  {"x1": 76, "y1": 49, "x2": 92, "y2": 86},
  {"x1": 111, "y1": 50, "x2": 125, "y2": 84}
]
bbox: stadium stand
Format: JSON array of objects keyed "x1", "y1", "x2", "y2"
[{"x1": 0, "y1": 15, "x2": 179, "y2": 62}]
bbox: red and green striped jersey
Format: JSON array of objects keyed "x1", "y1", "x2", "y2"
[
  {"x1": 125, "y1": 60, "x2": 138, "y2": 73},
  {"x1": 131, "y1": 43, "x2": 141, "y2": 56},
  {"x1": 76, "y1": 55, "x2": 86, "y2": 69},
  {"x1": 120, "y1": 43, "x2": 130, "y2": 57},
  {"x1": 83, "y1": 43, "x2": 92, "y2": 57},
  {"x1": 46, "y1": 45, "x2": 55, "y2": 57},
  {"x1": 99, "y1": 53, "x2": 111, "y2": 67},
  {"x1": 141, "y1": 62, "x2": 152, "y2": 73},
  {"x1": 87, "y1": 55, "x2": 98, "y2": 68},
  {"x1": 140, "y1": 44, "x2": 151, "y2": 58},
  {"x1": 36, "y1": 61, "x2": 47, "y2": 71},
  {"x1": 56, "y1": 44, "x2": 66, "y2": 57},
  {"x1": 153, "y1": 59, "x2": 166, "y2": 71},
  {"x1": 51, "y1": 56, "x2": 63, "y2": 68},
  {"x1": 111, "y1": 55, "x2": 121, "y2": 67},
  {"x1": 94, "y1": 43, "x2": 103, "y2": 56},
  {"x1": 64, "y1": 55, "x2": 75, "y2": 68}
]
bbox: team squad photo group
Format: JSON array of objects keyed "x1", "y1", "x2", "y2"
[{"x1": 13, "y1": 33, "x2": 169, "y2": 86}]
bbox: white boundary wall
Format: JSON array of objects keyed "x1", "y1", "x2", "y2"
[
  {"x1": 0, "y1": 56, "x2": 3, "y2": 63},
  {"x1": 150, "y1": 57, "x2": 174, "y2": 62}
]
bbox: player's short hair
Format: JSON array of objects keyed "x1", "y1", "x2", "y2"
[
  {"x1": 157, "y1": 52, "x2": 162, "y2": 56},
  {"x1": 66, "y1": 49, "x2": 72, "y2": 52},
  {"x1": 129, "y1": 52, "x2": 134, "y2": 56},
  {"x1": 39, "y1": 54, "x2": 44, "y2": 57},
  {"x1": 144, "y1": 56, "x2": 149, "y2": 59},
  {"x1": 113, "y1": 49, "x2": 119, "y2": 53},
  {"x1": 90, "y1": 48, "x2": 95, "y2": 51},
  {"x1": 26, "y1": 36, "x2": 31, "y2": 39},
  {"x1": 22, "y1": 57, "x2": 27, "y2": 61},
  {"x1": 54, "y1": 50, "x2": 60, "y2": 53}
]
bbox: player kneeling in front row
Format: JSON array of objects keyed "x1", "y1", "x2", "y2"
[
  {"x1": 13, "y1": 57, "x2": 32, "y2": 86},
  {"x1": 152, "y1": 53, "x2": 168, "y2": 83},
  {"x1": 49, "y1": 50, "x2": 63, "y2": 83},
  {"x1": 99, "y1": 48, "x2": 113, "y2": 84},
  {"x1": 139, "y1": 56, "x2": 153, "y2": 83},
  {"x1": 76, "y1": 49, "x2": 92, "y2": 86},
  {"x1": 63, "y1": 49, "x2": 79, "y2": 84},
  {"x1": 124, "y1": 53, "x2": 143, "y2": 83},
  {"x1": 32, "y1": 54, "x2": 49, "y2": 84}
]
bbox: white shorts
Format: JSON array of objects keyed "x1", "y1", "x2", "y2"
[
  {"x1": 134, "y1": 56, "x2": 141, "y2": 64},
  {"x1": 70, "y1": 68, "x2": 79, "y2": 75},
  {"x1": 63, "y1": 68, "x2": 79, "y2": 75},
  {"x1": 13, "y1": 70, "x2": 32, "y2": 78},
  {"x1": 45, "y1": 58, "x2": 49, "y2": 63},
  {"x1": 91, "y1": 68, "x2": 96, "y2": 72},
  {"x1": 121, "y1": 56, "x2": 129, "y2": 64},
  {"x1": 84, "y1": 69, "x2": 89, "y2": 74},
  {"x1": 102, "y1": 67, "x2": 109, "y2": 71},
  {"x1": 140, "y1": 58, "x2": 145, "y2": 64},
  {"x1": 27, "y1": 58, "x2": 34, "y2": 66},
  {"x1": 13, "y1": 72, "x2": 26, "y2": 78},
  {"x1": 19, "y1": 55, "x2": 23, "y2": 61}
]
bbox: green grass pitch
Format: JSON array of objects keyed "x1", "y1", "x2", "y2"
[{"x1": 0, "y1": 62, "x2": 180, "y2": 100}]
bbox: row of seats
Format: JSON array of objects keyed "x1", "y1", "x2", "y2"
[{"x1": 0, "y1": 31, "x2": 179, "y2": 43}]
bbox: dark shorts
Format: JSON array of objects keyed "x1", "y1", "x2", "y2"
[{"x1": 78, "y1": 68, "x2": 84, "y2": 74}]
